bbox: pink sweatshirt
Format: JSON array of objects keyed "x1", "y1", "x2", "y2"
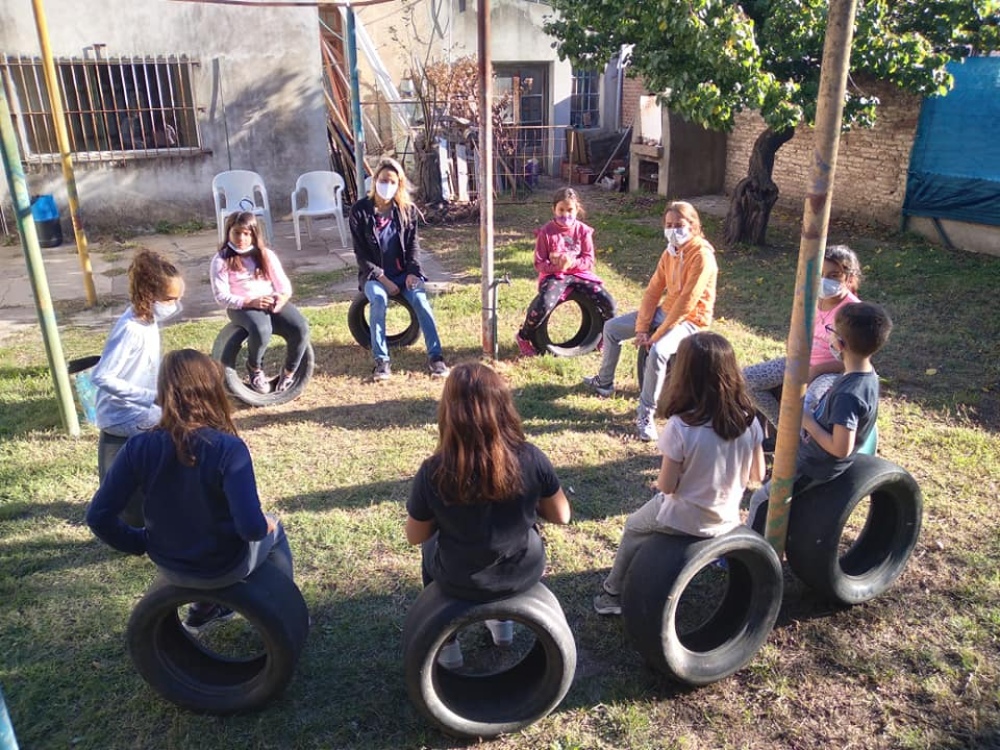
[
  {"x1": 210, "y1": 249, "x2": 292, "y2": 310},
  {"x1": 533, "y1": 219, "x2": 604, "y2": 288}
]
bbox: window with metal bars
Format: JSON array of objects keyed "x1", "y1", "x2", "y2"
[
  {"x1": 1, "y1": 55, "x2": 203, "y2": 162},
  {"x1": 570, "y1": 69, "x2": 600, "y2": 129}
]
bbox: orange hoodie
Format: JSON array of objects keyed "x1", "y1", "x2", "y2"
[{"x1": 635, "y1": 235, "x2": 717, "y2": 342}]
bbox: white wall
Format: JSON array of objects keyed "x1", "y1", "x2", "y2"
[{"x1": 0, "y1": 0, "x2": 328, "y2": 228}]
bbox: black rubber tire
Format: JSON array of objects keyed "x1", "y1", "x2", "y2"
[
  {"x1": 211, "y1": 323, "x2": 314, "y2": 408},
  {"x1": 621, "y1": 527, "x2": 783, "y2": 686},
  {"x1": 97, "y1": 431, "x2": 144, "y2": 528},
  {"x1": 529, "y1": 289, "x2": 610, "y2": 358},
  {"x1": 347, "y1": 292, "x2": 421, "y2": 349},
  {"x1": 126, "y1": 560, "x2": 310, "y2": 714},
  {"x1": 785, "y1": 454, "x2": 923, "y2": 606},
  {"x1": 402, "y1": 582, "x2": 577, "y2": 739}
]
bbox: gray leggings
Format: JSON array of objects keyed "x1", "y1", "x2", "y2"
[
  {"x1": 743, "y1": 357, "x2": 837, "y2": 427},
  {"x1": 156, "y1": 517, "x2": 294, "y2": 589}
]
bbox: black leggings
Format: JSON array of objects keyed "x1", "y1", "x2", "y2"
[
  {"x1": 227, "y1": 304, "x2": 310, "y2": 372},
  {"x1": 519, "y1": 276, "x2": 616, "y2": 338}
]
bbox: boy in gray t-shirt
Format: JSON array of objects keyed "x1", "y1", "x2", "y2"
[{"x1": 748, "y1": 301, "x2": 893, "y2": 528}]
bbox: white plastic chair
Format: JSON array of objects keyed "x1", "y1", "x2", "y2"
[
  {"x1": 212, "y1": 170, "x2": 274, "y2": 245},
  {"x1": 291, "y1": 171, "x2": 348, "y2": 251}
]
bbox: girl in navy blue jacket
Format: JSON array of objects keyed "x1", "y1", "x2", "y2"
[{"x1": 87, "y1": 349, "x2": 293, "y2": 633}]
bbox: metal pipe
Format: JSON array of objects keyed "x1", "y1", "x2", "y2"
[
  {"x1": 764, "y1": 0, "x2": 859, "y2": 555},
  {"x1": 346, "y1": 6, "x2": 367, "y2": 193},
  {"x1": 0, "y1": 83, "x2": 81, "y2": 438},
  {"x1": 30, "y1": 0, "x2": 97, "y2": 305},
  {"x1": 478, "y1": 0, "x2": 495, "y2": 357}
]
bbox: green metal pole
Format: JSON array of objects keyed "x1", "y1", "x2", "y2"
[
  {"x1": 0, "y1": 84, "x2": 81, "y2": 437},
  {"x1": 764, "y1": 0, "x2": 858, "y2": 554},
  {"x1": 0, "y1": 684, "x2": 19, "y2": 750}
]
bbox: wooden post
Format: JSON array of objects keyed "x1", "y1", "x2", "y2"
[
  {"x1": 764, "y1": 0, "x2": 860, "y2": 555},
  {"x1": 478, "y1": 0, "x2": 495, "y2": 357}
]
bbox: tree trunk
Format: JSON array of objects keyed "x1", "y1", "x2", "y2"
[
  {"x1": 723, "y1": 127, "x2": 795, "y2": 247},
  {"x1": 414, "y1": 143, "x2": 444, "y2": 205}
]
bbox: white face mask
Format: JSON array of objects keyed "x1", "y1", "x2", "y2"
[
  {"x1": 820, "y1": 277, "x2": 844, "y2": 299},
  {"x1": 227, "y1": 240, "x2": 255, "y2": 256},
  {"x1": 376, "y1": 181, "x2": 398, "y2": 202},
  {"x1": 153, "y1": 300, "x2": 182, "y2": 321},
  {"x1": 664, "y1": 226, "x2": 692, "y2": 250}
]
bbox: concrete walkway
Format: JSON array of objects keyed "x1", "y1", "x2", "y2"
[{"x1": 0, "y1": 218, "x2": 455, "y2": 342}]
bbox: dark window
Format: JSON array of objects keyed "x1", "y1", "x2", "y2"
[
  {"x1": 2, "y1": 55, "x2": 202, "y2": 162},
  {"x1": 570, "y1": 69, "x2": 600, "y2": 129}
]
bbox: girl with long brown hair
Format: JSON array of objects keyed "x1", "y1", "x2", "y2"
[
  {"x1": 91, "y1": 249, "x2": 184, "y2": 436},
  {"x1": 210, "y1": 211, "x2": 311, "y2": 394},
  {"x1": 87, "y1": 349, "x2": 293, "y2": 633},
  {"x1": 593, "y1": 332, "x2": 764, "y2": 616},
  {"x1": 405, "y1": 363, "x2": 571, "y2": 667}
]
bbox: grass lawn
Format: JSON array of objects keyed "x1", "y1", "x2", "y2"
[{"x1": 1, "y1": 187, "x2": 999, "y2": 749}]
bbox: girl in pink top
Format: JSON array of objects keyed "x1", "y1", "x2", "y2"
[
  {"x1": 743, "y1": 244, "x2": 862, "y2": 429},
  {"x1": 210, "y1": 211, "x2": 311, "y2": 394},
  {"x1": 516, "y1": 187, "x2": 616, "y2": 356}
]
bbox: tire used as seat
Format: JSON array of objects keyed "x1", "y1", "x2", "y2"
[
  {"x1": 528, "y1": 289, "x2": 610, "y2": 357},
  {"x1": 347, "y1": 292, "x2": 421, "y2": 350},
  {"x1": 211, "y1": 323, "x2": 314, "y2": 408},
  {"x1": 126, "y1": 560, "x2": 310, "y2": 714},
  {"x1": 402, "y1": 581, "x2": 576, "y2": 739},
  {"x1": 785, "y1": 453, "x2": 922, "y2": 606},
  {"x1": 621, "y1": 527, "x2": 783, "y2": 686}
]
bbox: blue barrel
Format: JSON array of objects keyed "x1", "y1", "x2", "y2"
[{"x1": 30, "y1": 195, "x2": 62, "y2": 248}]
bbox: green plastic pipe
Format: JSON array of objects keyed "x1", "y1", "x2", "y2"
[{"x1": 0, "y1": 83, "x2": 81, "y2": 437}]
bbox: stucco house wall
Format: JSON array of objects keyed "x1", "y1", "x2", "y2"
[
  {"x1": 0, "y1": 0, "x2": 327, "y2": 229},
  {"x1": 356, "y1": 0, "x2": 618, "y2": 174}
]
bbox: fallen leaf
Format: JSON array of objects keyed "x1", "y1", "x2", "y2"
[{"x1": 925, "y1": 368, "x2": 937, "y2": 376}]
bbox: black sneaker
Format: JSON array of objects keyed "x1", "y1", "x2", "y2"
[
  {"x1": 372, "y1": 360, "x2": 391, "y2": 381},
  {"x1": 428, "y1": 356, "x2": 450, "y2": 379},
  {"x1": 183, "y1": 603, "x2": 236, "y2": 634}
]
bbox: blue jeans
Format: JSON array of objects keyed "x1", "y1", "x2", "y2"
[
  {"x1": 364, "y1": 280, "x2": 442, "y2": 362},
  {"x1": 595, "y1": 310, "x2": 697, "y2": 411}
]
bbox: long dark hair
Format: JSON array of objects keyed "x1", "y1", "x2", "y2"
[
  {"x1": 128, "y1": 249, "x2": 181, "y2": 322},
  {"x1": 656, "y1": 332, "x2": 755, "y2": 440},
  {"x1": 157, "y1": 349, "x2": 238, "y2": 466},
  {"x1": 218, "y1": 211, "x2": 272, "y2": 280},
  {"x1": 431, "y1": 363, "x2": 525, "y2": 504}
]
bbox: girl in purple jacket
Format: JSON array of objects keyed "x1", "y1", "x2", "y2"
[{"x1": 516, "y1": 188, "x2": 616, "y2": 356}]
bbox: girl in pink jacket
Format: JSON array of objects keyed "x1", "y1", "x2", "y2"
[
  {"x1": 516, "y1": 188, "x2": 616, "y2": 356},
  {"x1": 210, "y1": 212, "x2": 311, "y2": 394}
]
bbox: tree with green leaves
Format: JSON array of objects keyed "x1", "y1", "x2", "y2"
[{"x1": 544, "y1": 0, "x2": 998, "y2": 245}]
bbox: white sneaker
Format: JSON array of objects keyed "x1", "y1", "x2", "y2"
[
  {"x1": 637, "y1": 406, "x2": 658, "y2": 442},
  {"x1": 436, "y1": 638, "x2": 463, "y2": 669},
  {"x1": 484, "y1": 619, "x2": 513, "y2": 647}
]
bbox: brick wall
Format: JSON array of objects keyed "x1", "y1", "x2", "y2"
[
  {"x1": 620, "y1": 75, "x2": 649, "y2": 129},
  {"x1": 725, "y1": 81, "x2": 921, "y2": 226}
]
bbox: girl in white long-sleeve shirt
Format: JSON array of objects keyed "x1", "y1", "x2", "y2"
[{"x1": 92, "y1": 250, "x2": 185, "y2": 436}]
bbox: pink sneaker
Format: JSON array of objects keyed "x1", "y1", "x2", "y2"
[{"x1": 516, "y1": 333, "x2": 537, "y2": 357}]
